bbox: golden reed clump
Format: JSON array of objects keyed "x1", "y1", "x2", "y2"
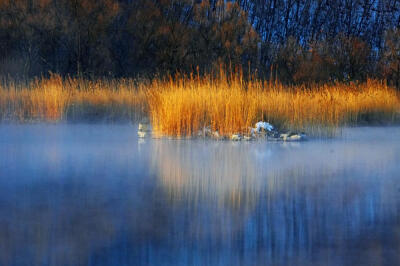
[
  {"x1": 0, "y1": 75, "x2": 69, "y2": 121},
  {"x1": 0, "y1": 73, "x2": 399, "y2": 136},
  {"x1": 0, "y1": 74, "x2": 148, "y2": 122},
  {"x1": 148, "y1": 74, "x2": 400, "y2": 137}
]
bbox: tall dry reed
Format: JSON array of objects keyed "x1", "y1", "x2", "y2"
[
  {"x1": 0, "y1": 73, "x2": 399, "y2": 137},
  {"x1": 147, "y1": 75, "x2": 400, "y2": 137},
  {"x1": 0, "y1": 74, "x2": 148, "y2": 122}
]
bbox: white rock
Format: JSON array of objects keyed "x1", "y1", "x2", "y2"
[
  {"x1": 138, "y1": 131, "x2": 147, "y2": 138},
  {"x1": 138, "y1": 123, "x2": 150, "y2": 132},
  {"x1": 231, "y1": 134, "x2": 242, "y2": 141},
  {"x1": 284, "y1": 133, "x2": 307, "y2": 141},
  {"x1": 280, "y1": 133, "x2": 289, "y2": 141},
  {"x1": 243, "y1": 136, "x2": 252, "y2": 141},
  {"x1": 288, "y1": 134, "x2": 302, "y2": 141},
  {"x1": 255, "y1": 121, "x2": 274, "y2": 132}
]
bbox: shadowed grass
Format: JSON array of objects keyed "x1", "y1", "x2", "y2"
[{"x1": 0, "y1": 74, "x2": 149, "y2": 122}]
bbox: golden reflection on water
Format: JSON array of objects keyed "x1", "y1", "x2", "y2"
[
  {"x1": 147, "y1": 137, "x2": 400, "y2": 264},
  {"x1": 1, "y1": 125, "x2": 400, "y2": 266},
  {"x1": 150, "y1": 138, "x2": 398, "y2": 207}
]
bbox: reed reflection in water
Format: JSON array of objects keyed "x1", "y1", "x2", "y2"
[
  {"x1": 0, "y1": 125, "x2": 399, "y2": 266},
  {"x1": 149, "y1": 128, "x2": 400, "y2": 265}
]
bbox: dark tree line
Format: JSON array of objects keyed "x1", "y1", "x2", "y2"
[
  {"x1": 0, "y1": 0, "x2": 399, "y2": 86},
  {"x1": 239, "y1": 0, "x2": 400, "y2": 86}
]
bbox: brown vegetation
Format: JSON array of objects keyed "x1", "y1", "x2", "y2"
[
  {"x1": 0, "y1": 0, "x2": 400, "y2": 88},
  {"x1": 1, "y1": 73, "x2": 399, "y2": 137},
  {"x1": 0, "y1": 74, "x2": 148, "y2": 122},
  {"x1": 148, "y1": 74, "x2": 400, "y2": 137}
]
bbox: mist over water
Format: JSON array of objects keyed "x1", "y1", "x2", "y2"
[{"x1": 0, "y1": 124, "x2": 400, "y2": 266}]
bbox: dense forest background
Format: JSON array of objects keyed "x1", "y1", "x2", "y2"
[{"x1": 0, "y1": 0, "x2": 399, "y2": 86}]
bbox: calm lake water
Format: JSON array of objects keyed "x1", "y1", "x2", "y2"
[{"x1": 0, "y1": 124, "x2": 400, "y2": 266}]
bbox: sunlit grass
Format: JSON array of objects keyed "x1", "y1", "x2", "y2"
[
  {"x1": 0, "y1": 74, "x2": 148, "y2": 122},
  {"x1": 0, "y1": 73, "x2": 399, "y2": 137},
  {"x1": 148, "y1": 75, "x2": 400, "y2": 137}
]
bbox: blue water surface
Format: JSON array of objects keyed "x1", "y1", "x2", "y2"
[{"x1": 0, "y1": 124, "x2": 399, "y2": 266}]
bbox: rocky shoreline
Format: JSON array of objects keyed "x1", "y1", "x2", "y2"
[{"x1": 138, "y1": 121, "x2": 307, "y2": 142}]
